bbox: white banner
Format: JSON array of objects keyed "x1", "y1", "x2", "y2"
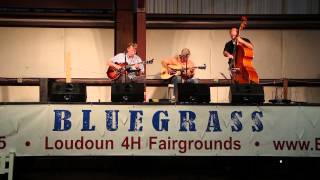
[{"x1": 0, "y1": 104, "x2": 320, "y2": 156}]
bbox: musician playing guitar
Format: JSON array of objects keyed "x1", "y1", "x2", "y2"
[
  {"x1": 108, "y1": 42, "x2": 144, "y2": 83},
  {"x1": 161, "y1": 48, "x2": 199, "y2": 99}
]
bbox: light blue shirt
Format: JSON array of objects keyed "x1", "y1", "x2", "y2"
[{"x1": 111, "y1": 53, "x2": 144, "y2": 73}]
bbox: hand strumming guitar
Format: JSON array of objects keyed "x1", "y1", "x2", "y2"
[
  {"x1": 134, "y1": 63, "x2": 141, "y2": 70},
  {"x1": 167, "y1": 67, "x2": 176, "y2": 75},
  {"x1": 112, "y1": 63, "x2": 122, "y2": 70}
]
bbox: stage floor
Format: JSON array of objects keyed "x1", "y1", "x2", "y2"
[{"x1": 0, "y1": 102, "x2": 319, "y2": 106}]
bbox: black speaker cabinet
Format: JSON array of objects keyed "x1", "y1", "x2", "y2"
[
  {"x1": 48, "y1": 81, "x2": 87, "y2": 102},
  {"x1": 177, "y1": 83, "x2": 210, "y2": 103},
  {"x1": 229, "y1": 84, "x2": 264, "y2": 104},
  {"x1": 111, "y1": 83, "x2": 144, "y2": 102}
]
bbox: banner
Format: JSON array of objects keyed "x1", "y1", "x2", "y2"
[{"x1": 0, "y1": 104, "x2": 320, "y2": 156}]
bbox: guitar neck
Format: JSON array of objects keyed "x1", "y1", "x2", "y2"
[
  {"x1": 181, "y1": 66, "x2": 204, "y2": 70},
  {"x1": 126, "y1": 59, "x2": 152, "y2": 68}
]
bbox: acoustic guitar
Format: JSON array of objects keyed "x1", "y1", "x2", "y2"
[
  {"x1": 160, "y1": 64, "x2": 206, "y2": 80},
  {"x1": 107, "y1": 59, "x2": 154, "y2": 80}
]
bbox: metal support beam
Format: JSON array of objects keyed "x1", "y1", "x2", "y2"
[
  {"x1": 136, "y1": 0, "x2": 146, "y2": 61},
  {"x1": 39, "y1": 78, "x2": 48, "y2": 103},
  {"x1": 115, "y1": 0, "x2": 134, "y2": 54}
]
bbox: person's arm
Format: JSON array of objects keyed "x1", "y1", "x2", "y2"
[
  {"x1": 162, "y1": 58, "x2": 175, "y2": 75},
  {"x1": 161, "y1": 58, "x2": 170, "y2": 67},
  {"x1": 108, "y1": 59, "x2": 121, "y2": 70},
  {"x1": 223, "y1": 50, "x2": 234, "y2": 59},
  {"x1": 223, "y1": 42, "x2": 234, "y2": 59},
  {"x1": 108, "y1": 54, "x2": 123, "y2": 70},
  {"x1": 237, "y1": 37, "x2": 253, "y2": 49}
]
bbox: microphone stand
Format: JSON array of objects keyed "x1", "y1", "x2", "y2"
[
  {"x1": 185, "y1": 56, "x2": 188, "y2": 84},
  {"x1": 180, "y1": 56, "x2": 185, "y2": 84},
  {"x1": 231, "y1": 38, "x2": 237, "y2": 84},
  {"x1": 124, "y1": 52, "x2": 127, "y2": 84},
  {"x1": 123, "y1": 52, "x2": 129, "y2": 102}
]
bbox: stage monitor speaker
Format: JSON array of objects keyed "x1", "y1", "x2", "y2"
[
  {"x1": 177, "y1": 83, "x2": 210, "y2": 103},
  {"x1": 48, "y1": 81, "x2": 87, "y2": 102},
  {"x1": 229, "y1": 84, "x2": 264, "y2": 104},
  {"x1": 111, "y1": 83, "x2": 144, "y2": 102}
]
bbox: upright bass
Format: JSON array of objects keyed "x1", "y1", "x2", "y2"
[{"x1": 230, "y1": 16, "x2": 259, "y2": 84}]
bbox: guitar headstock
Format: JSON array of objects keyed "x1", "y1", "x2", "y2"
[
  {"x1": 146, "y1": 58, "x2": 154, "y2": 64},
  {"x1": 240, "y1": 16, "x2": 248, "y2": 30},
  {"x1": 198, "y1": 64, "x2": 206, "y2": 70}
]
